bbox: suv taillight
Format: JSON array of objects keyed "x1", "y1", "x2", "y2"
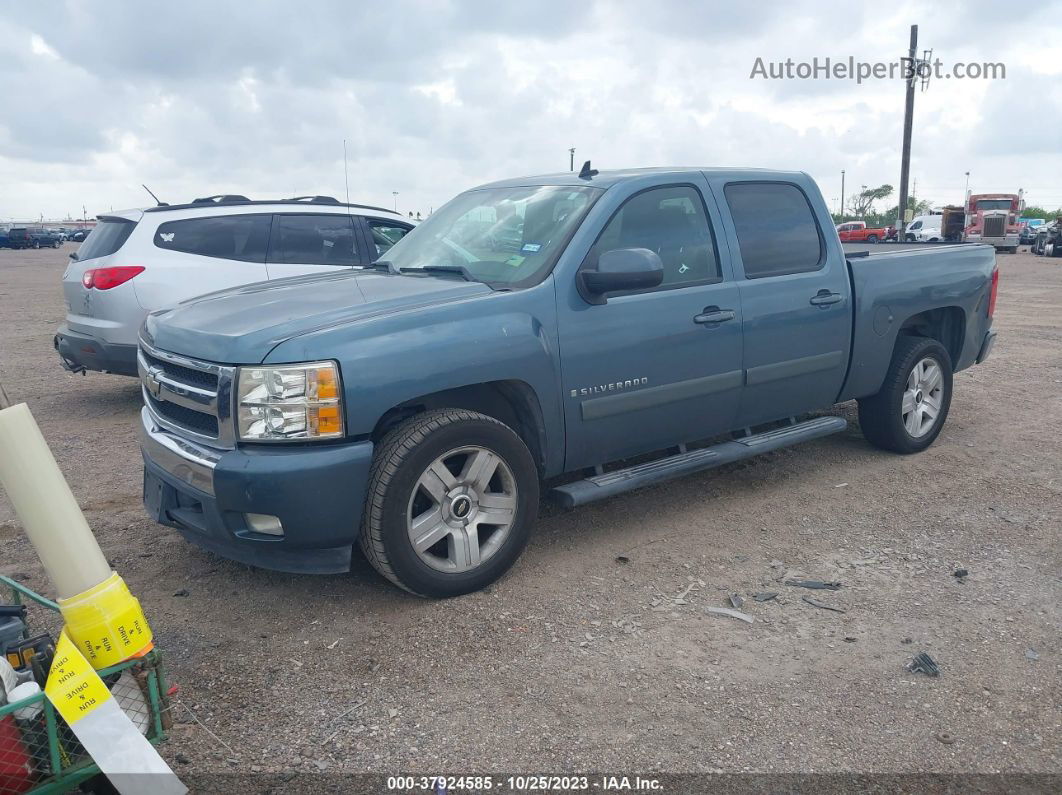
[
  {"x1": 82, "y1": 266, "x2": 145, "y2": 290},
  {"x1": 987, "y1": 267, "x2": 999, "y2": 319}
]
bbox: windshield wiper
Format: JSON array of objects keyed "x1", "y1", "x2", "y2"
[
  {"x1": 363, "y1": 259, "x2": 399, "y2": 274},
  {"x1": 413, "y1": 264, "x2": 476, "y2": 282}
]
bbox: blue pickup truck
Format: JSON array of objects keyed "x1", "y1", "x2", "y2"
[{"x1": 137, "y1": 167, "x2": 998, "y2": 596}]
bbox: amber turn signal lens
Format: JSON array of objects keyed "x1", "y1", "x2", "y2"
[
  {"x1": 315, "y1": 366, "x2": 339, "y2": 400},
  {"x1": 312, "y1": 405, "x2": 342, "y2": 436}
]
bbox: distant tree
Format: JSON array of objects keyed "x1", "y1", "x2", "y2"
[
  {"x1": 1022, "y1": 205, "x2": 1062, "y2": 220},
  {"x1": 847, "y1": 184, "x2": 894, "y2": 219}
]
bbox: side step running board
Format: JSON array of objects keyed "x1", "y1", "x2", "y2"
[{"x1": 551, "y1": 416, "x2": 847, "y2": 508}]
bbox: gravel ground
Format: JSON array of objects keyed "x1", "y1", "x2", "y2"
[{"x1": 0, "y1": 244, "x2": 1059, "y2": 786}]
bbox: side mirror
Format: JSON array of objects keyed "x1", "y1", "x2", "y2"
[{"x1": 580, "y1": 248, "x2": 663, "y2": 303}]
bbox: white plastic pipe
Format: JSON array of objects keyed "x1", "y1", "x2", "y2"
[{"x1": 0, "y1": 403, "x2": 111, "y2": 599}]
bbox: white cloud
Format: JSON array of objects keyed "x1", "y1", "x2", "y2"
[{"x1": 1, "y1": 0, "x2": 1060, "y2": 221}]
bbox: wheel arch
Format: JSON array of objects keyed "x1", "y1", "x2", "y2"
[
  {"x1": 896, "y1": 305, "x2": 966, "y2": 366},
  {"x1": 370, "y1": 380, "x2": 548, "y2": 476}
]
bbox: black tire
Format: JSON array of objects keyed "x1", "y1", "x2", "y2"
[
  {"x1": 858, "y1": 336, "x2": 953, "y2": 454},
  {"x1": 359, "y1": 408, "x2": 539, "y2": 597},
  {"x1": 867, "y1": 234, "x2": 878, "y2": 243},
  {"x1": 32, "y1": 241, "x2": 40, "y2": 249}
]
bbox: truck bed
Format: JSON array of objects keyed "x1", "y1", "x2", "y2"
[{"x1": 840, "y1": 243, "x2": 997, "y2": 402}]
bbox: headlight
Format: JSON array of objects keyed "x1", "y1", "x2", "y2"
[{"x1": 236, "y1": 361, "x2": 344, "y2": 441}]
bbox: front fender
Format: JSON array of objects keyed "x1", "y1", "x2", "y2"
[{"x1": 264, "y1": 284, "x2": 565, "y2": 475}]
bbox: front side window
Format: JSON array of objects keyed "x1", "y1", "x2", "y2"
[
  {"x1": 268, "y1": 214, "x2": 357, "y2": 266},
  {"x1": 909, "y1": 221, "x2": 922, "y2": 230},
  {"x1": 368, "y1": 221, "x2": 412, "y2": 259},
  {"x1": 382, "y1": 185, "x2": 600, "y2": 287},
  {"x1": 725, "y1": 182, "x2": 823, "y2": 279},
  {"x1": 154, "y1": 214, "x2": 271, "y2": 263},
  {"x1": 590, "y1": 185, "x2": 720, "y2": 288}
]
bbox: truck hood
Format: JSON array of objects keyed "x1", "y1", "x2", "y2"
[{"x1": 143, "y1": 269, "x2": 491, "y2": 363}]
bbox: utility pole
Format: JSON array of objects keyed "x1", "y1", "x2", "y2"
[
  {"x1": 840, "y1": 170, "x2": 845, "y2": 220},
  {"x1": 964, "y1": 171, "x2": 970, "y2": 199},
  {"x1": 569, "y1": 148, "x2": 575, "y2": 172},
  {"x1": 896, "y1": 24, "x2": 918, "y2": 234},
  {"x1": 392, "y1": 191, "x2": 398, "y2": 212}
]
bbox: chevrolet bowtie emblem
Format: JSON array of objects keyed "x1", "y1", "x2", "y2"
[{"x1": 145, "y1": 368, "x2": 164, "y2": 399}]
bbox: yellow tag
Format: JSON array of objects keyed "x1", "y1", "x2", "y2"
[
  {"x1": 45, "y1": 631, "x2": 113, "y2": 724},
  {"x1": 58, "y1": 573, "x2": 153, "y2": 669}
]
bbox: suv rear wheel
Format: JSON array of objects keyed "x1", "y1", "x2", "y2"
[
  {"x1": 359, "y1": 409, "x2": 539, "y2": 597},
  {"x1": 858, "y1": 336, "x2": 953, "y2": 454}
]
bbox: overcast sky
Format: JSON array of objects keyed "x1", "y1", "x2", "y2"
[{"x1": 2, "y1": 0, "x2": 1060, "y2": 222}]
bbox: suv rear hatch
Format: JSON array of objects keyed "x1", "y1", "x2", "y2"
[{"x1": 62, "y1": 212, "x2": 142, "y2": 334}]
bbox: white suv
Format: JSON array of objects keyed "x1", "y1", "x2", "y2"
[{"x1": 56, "y1": 195, "x2": 414, "y2": 376}]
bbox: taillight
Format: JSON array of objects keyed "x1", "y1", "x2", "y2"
[
  {"x1": 987, "y1": 267, "x2": 999, "y2": 319},
  {"x1": 81, "y1": 266, "x2": 145, "y2": 290}
]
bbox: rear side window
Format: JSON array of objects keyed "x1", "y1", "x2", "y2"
[
  {"x1": 367, "y1": 220, "x2": 412, "y2": 259},
  {"x1": 267, "y1": 214, "x2": 358, "y2": 266},
  {"x1": 153, "y1": 214, "x2": 271, "y2": 263},
  {"x1": 77, "y1": 219, "x2": 136, "y2": 261},
  {"x1": 725, "y1": 183, "x2": 823, "y2": 279}
]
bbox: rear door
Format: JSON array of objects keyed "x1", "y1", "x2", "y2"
[
  {"x1": 557, "y1": 180, "x2": 745, "y2": 470},
  {"x1": 265, "y1": 213, "x2": 360, "y2": 278},
  {"x1": 711, "y1": 178, "x2": 851, "y2": 427}
]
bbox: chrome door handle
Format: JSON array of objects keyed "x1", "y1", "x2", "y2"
[
  {"x1": 693, "y1": 308, "x2": 736, "y2": 325},
  {"x1": 810, "y1": 291, "x2": 843, "y2": 306}
]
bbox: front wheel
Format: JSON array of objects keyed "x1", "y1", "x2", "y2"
[
  {"x1": 858, "y1": 336, "x2": 953, "y2": 454},
  {"x1": 359, "y1": 409, "x2": 539, "y2": 597}
]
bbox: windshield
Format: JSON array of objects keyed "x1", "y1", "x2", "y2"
[
  {"x1": 381, "y1": 185, "x2": 601, "y2": 286},
  {"x1": 976, "y1": 199, "x2": 1013, "y2": 211}
]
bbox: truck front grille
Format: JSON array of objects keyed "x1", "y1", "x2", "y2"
[
  {"x1": 138, "y1": 342, "x2": 235, "y2": 448},
  {"x1": 983, "y1": 216, "x2": 1006, "y2": 238}
]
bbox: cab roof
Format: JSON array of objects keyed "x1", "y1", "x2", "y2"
[{"x1": 476, "y1": 166, "x2": 810, "y2": 191}]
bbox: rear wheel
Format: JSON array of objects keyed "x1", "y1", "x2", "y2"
[
  {"x1": 867, "y1": 234, "x2": 879, "y2": 242},
  {"x1": 359, "y1": 409, "x2": 539, "y2": 597},
  {"x1": 858, "y1": 336, "x2": 953, "y2": 454}
]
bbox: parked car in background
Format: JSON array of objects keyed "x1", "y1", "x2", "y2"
[
  {"x1": 1030, "y1": 219, "x2": 1061, "y2": 257},
  {"x1": 0, "y1": 226, "x2": 10, "y2": 248},
  {"x1": 56, "y1": 195, "x2": 414, "y2": 376},
  {"x1": 5, "y1": 226, "x2": 62, "y2": 248},
  {"x1": 136, "y1": 167, "x2": 999, "y2": 597},
  {"x1": 836, "y1": 220, "x2": 889, "y2": 242},
  {"x1": 69, "y1": 228, "x2": 90, "y2": 242},
  {"x1": 1019, "y1": 219, "x2": 1044, "y2": 246},
  {"x1": 905, "y1": 214, "x2": 945, "y2": 242}
]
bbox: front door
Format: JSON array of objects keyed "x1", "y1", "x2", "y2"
[
  {"x1": 557, "y1": 182, "x2": 745, "y2": 471},
  {"x1": 713, "y1": 178, "x2": 851, "y2": 427},
  {"x1": 265, "y1": 213, "x2": 360, "y2": 279}
]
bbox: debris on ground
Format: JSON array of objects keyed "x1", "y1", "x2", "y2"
[
  {"x1": 705, "y1": 606, "x2": 754, "y2": 624},
  {"x1": 785, "y1": 579, "x2": 842, "y2": 591},
  {"x1": 173, "y1": 588, "x2": 189, "y2": 597},
  {"x1": 615, "y1": 555, "x2": 630, "y2": 564},
  {"x1": 753, "y1": 592, "x2": 778, "y2": 602},
  {"x1": 728, "y1": 593, "x2": 744, "y2": 609},
  {"x1": 936, "y1": 732, "x2": 955, "y2": 744},
  {"x1": 844, "y1": 637, "x2": 857, "y2": 643},
  {"x1": 953, "y1": 568, "x2": 969, "y2": 582},
  {"x1": 802, "y1": 596, "x2": 846, "y2": 613},
  {"x1": 1025, "y1": 648, "x2": 1040, "y2": 661},
  {"x1": 907, "y1": 652, "x2": 940, "y2": 677}
]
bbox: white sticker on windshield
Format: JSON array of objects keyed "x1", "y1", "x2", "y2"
[{"x1": 521, "y1": 243, "x2": 542, "y2": 253}]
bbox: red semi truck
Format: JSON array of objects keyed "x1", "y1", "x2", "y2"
[{"x1": 963, "y1": 193, "x2": 1023, "y2": 252}]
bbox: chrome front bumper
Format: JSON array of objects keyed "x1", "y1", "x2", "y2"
[{"x1": 139, "y1": 407, "x2": 222, "y2": 495}]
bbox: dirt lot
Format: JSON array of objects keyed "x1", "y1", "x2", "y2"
[{"x1": 0, "y1": 244, "x2": 1059, "y2": 785}]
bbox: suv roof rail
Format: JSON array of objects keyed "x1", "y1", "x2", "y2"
[
  {"x1": 192, "y1": 194, "x2": 251, "y2": 204},
  {"x1": 144, "y1": 197, "x2": 398, "y2": 215},
  {"x1": 287, "y1": 195, "x2": 340, "y2": 204}
]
